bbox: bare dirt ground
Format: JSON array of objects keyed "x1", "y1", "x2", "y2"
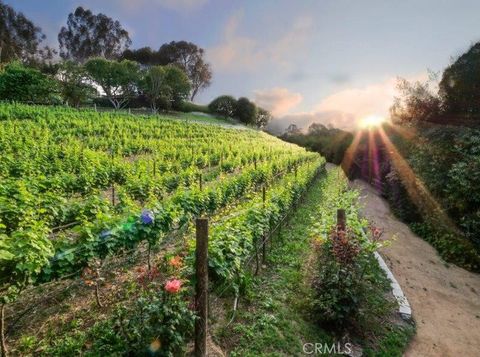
[{"x1": 351, "y1": 178, "x2": 480, "y2": 357}]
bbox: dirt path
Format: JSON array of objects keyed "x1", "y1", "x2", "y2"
[{"x1": 350, "y1": 178, "x2": 480, "y2": 357}]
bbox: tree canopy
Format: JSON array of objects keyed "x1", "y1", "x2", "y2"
[
  {"x1": 208, "y1": 95, "x2": 237, "y2": 118},
  {"x1": 140, "y1": 65, "x2": 190, "y2": 112},
  {"x1": 58, "y1": 7, "x2": 131, "y2": 62},
  {"x1": 85, "y1": 58, "x2": 139, "y2": 109},
  {"x1": 123, "y1": 42, "x2": 212, "y2": 101},
  {"x1": 0, "y1": 1, "x2": 53, "y2": 64},
  {"x1": 158, "y1": 41, "x2": 211, "y2": 101},
  {"x1": 439, "y1": 42, "x2": 480, "y2": 117}
]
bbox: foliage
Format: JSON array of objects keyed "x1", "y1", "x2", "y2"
[
  {"x1": 439, "y1": 42, "x2": 480, "y2": 117},
  {"x1": 309, "y1": 169, "x2": 387, "y2": 328},
  {"x1": 162, "y1": 64, "x2": 191, "y2": 110},
  {"x1": 204, "y1": 158, "x2": 324, "y2": 293},
  {"x1": 122, "y1": 41, "x2": 212, "y2": 101},
  {"x1": 58, "y1": 6, "x2": 131, "y2": 62},
  {"x1": 0, "y1": 102, "x2": 318, "y2": 283},
  {"x1": 0, "y1": 1, "x2": 54, "y2": 64},
  {"x1": 178, "y1": 101, "x2": 209, "y2": 114},
  {"x1": 0, "y1": 61, "x2": 59, "y2": 103},
  {"x1": 140, "y1": 65, "x2": 169, "y2": 113},
  {"x1": 156, "y1": 41, "x2": 212, "y2": 101},
  {"x1": 255, "y1": 108, "x2": 272, "y2": 129},
  {"x1": 44, "y1": 287, "x2": 195, "y2": 356},
  {"x1": 281, "y1": 123, "x2": 353, "y2": 164},
  {"x1": 57, "y1": 60, "x2": 95, "y2": 107},
  {"x1": 357, "y1": 124, "x2": 480, "y2": 271},
  {"x1": 390, "y1": 77, "x2": 441, "y2": 123},
  {"x1": 235, "y1": 97, "x2": 257, "y2": 125},
  {"x1": 85, "y1": 58, "x2": 140, "y2": 109},
  {"x1": 208, "y1": 95, "x2": 271, "y2": 128},
  {"x1": 208, "y1": 95, "x2": 237, "y2": 118},
  {"x1": 0, "y1": 223, "x2": 53, "y2": 304}
]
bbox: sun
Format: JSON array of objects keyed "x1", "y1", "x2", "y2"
[{"x1": 359, "y1": 114, "x2": 386, "y2": 128}]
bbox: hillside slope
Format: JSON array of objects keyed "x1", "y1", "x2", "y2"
[{"x1": 0, "y1": 103, "x2": 324, "y2": 355}]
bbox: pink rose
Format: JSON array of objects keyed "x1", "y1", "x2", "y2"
[{"x1": 165, "y1": 279, "x2": 182, "y2": 294}]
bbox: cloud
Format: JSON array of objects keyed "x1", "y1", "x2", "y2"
[
  {"x1": 314, "y1": 77, "x2": 399, "y2": 121},
  {"x1": 208, "y1": 12, "x2": 313, "y2": 72},
  {"x1": 253, "y1": 87, "x2": 303, "y2": 116},
  {"x1": 267, "y1": 74, "x2": 428, "y2": 134}
]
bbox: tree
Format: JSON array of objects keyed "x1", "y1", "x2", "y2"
[
  {"x1": 162, "y1": 64, "x2": 191, "y2": 110},
  {"x1": 235, "y1": 97, "x2": 257, "y2": 125},
  {"x1": 57, "y1": 61, "x2": 95, "y2": 107},
  {"x1": 85, "y1": 58, "x2": 140, "y2": 110},
  {"x1": 284, "y1": 123, "x2": 301, "y2": 136},
  {"x1": 122, "y1": 47, "x2": 162, "y2": 67},
  {"x1": 208, "y1": 95, "x2": 237, "y2": 118},
  {"x1": 390, "y1": 78, "x2": 440, "y2": 123},
  {"x1": 0, "y1": 1, "x2": 53, "y2": 64},
  {"x1": 439, "y1": 42, "x2": 480, "y2": 117},
  {"x1": 141, "y1": 66, "x2": 169, "y2": 113},
  {"x1": 0, "y1": 62, "x2": 58, "y2": 103},
  {"x1": 255, "y1": 107, "x2": 272, "y2": 129},
  {"x1": 58, "y1": 7, "x2": 131, "y2": 63},
  {"x1": 157, "y1": 41, "x2": 212, "y2": 100}
]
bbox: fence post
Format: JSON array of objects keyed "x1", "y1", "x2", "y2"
[
  {"x1": 337, "y1": 209, "x2": 346, "y2": 231},
  {"x1": 195, "y1": 218, "x2": 209, "y2": 357}
]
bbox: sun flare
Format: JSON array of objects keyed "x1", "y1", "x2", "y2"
[{"x1": 359, "y1": 114, "x2": 386, "y2": 128}]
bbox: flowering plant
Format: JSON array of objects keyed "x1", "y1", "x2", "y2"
[{"x1": 165, "y1": 278, "x2": 182, "y2": 294}]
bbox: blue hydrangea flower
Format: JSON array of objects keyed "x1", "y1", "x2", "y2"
[
  {"x1": 141, "y1": 209, "x2": 155, "y2": 225},
  {"x1": 100, "y1": 230, "x2": 112, "y2": 240}
]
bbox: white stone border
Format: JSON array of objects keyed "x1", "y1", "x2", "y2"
[{"x1": 373, "y1": 251, "x2": 412, "y2": 320}]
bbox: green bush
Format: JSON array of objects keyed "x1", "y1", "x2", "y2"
[
  {"x1": 312, "y1": 226, "x2": 382, "y2": 328},
  {"x1": 0, "y1": 62, "x2": 59, "y2": 104},
  {"x1": 45, "y1": 287, "x2": 195, "y2": 356},
  {"x1": 208, "y1": 95, "x2": 237, "y2": 118},
  {"x1": 180, "y1": 101, "x2": 210, "y2": 113}
]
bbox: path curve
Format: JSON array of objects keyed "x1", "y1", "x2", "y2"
[{"x1": 351, "y1": 178, "x2": 480, "y2": 357}]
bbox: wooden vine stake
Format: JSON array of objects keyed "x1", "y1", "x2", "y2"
[
  {"x1": 262, "y1": 186, "x2": 267, "y2": 263},
  {"x1": 110, "y1": 150, "x2": 116, "y2": 206},
  {"x1": 337, "y1": 209, "x2": 346, "y2": 231},
  {"x1": 195, "y1": 218, "x2": 209, "y2": 357}
]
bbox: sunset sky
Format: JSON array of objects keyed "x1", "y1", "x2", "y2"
[{"x1": 8, "y1": 0, "x2": 480, "y2": 131}]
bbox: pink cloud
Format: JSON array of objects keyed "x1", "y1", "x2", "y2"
[
  {"x1": 267, "y1": 74, "x2": 428, "y2": 133},
  {"x1": 253, "y1": 87, "x2": 303, "y2": 116}
]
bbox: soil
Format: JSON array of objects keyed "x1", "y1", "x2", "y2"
[{"x1": 351, "y1": 178, "x2": 480, "y2": 357}]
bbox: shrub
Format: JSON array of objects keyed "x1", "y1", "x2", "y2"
[
  {"x1": 0, "y1": 62, "x2": 59, "y2": 104},
  {"x1": 235, "y1": 97, "x2": 257, "y2": 125},
  {"x1": 312, "y1": 225, "x2": 383, "y2": 328},
  {"x1": 208, "y1": 95, "x2": 237, "y2": 118}
]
